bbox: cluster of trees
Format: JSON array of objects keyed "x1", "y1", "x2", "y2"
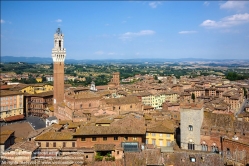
[{"x1": 225, "y1": 72, "x2": 249, "y2": 81}]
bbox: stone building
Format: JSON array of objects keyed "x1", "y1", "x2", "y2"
[
  {"x1": 180, "y1": 103, "x2": 204, "y2": 151},
  {"x1": 52, "y1": 28, "x2": 66, "y2": 115}
]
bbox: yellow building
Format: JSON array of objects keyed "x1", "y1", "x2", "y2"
[
  {"x1": 36, "y1": 77, "x2": 43, "y2": 83},
  {"x1": 10, "y1": 83, "x2": 53, "y2": 94},
  {"x1": 32, "y1": 83, "x2": 53, "y2": 94},
  {"x1": 0, "y1": 90, "x2": 24, "y2": 122},
  {"x1": 11, "y1": 84, "x2": 34, "y2": 94},
  {"x1": 146, "y1": 122, "x2": 175, "y2": 147}
]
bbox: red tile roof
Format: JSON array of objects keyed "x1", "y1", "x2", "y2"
[{"x1": 4, "y1": 114, "x2": 25, "y2": 122}]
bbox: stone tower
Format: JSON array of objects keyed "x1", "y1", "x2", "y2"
[
  {"x1": 52, "y1": 28, "x2": 66, "y2": 107},
  {"x1": 180, "y1": 105, "x2": 204, "y2": 151}
]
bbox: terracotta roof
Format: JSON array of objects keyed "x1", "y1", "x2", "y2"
[
  {"x1": 59, "y1": 120, "x2": 72, "y2": 125},
  {"x1": 25, "y1": 91, "x2": 53, "y2": 97},
  {"x1": 147, "y1": 124, "x2": 174, "y2": 133},
  {"x1": 0, "y1": 90, "x2": 23, "y2": 97},
  {"x1": 74, "y1": 125, "x2": 145, "y2": 136},
  {"x1": 143, "y1": 105, "x2": 154, "y2": 110},
  {"x1": 0, "y1": 130, "x2": 14, "y2": 135},
  {"x1": 4, "y1": 114, "x2": 25, "y2": 122},
  {"x1": 67, "y1": 122, "x2": 82, "y2": 129},
  {"x1": 0, "y1": 134, "x2": 13, "y2": 144},
  {"x1": 146, "y1": 120, "x2": 175, "y2": 133},
  {"x1": 95, "y1": 117, "x2": 114, "y2": 124},
  {"x1": 10, "y1": 84, "x2": 31, "y2": 90},
  {"x1": 94, "y1": 144, "x2": 115, "y2": 151},
  {"x1": 35, "y1": 131, "x2": 76, "y2": 141},
  {"x1": 1, "y1": 122, "x2": 35, "y2": 140},
  {"x1": 104, "y1": 96, "x2": 140, "y2": 105},
  {"x1": 8, "y1": 141, "x2": 38, "y2": 152}
]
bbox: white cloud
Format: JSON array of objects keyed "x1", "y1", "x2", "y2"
[
  {"x1": 1, "y1": 19, "x2": 5, "y2": 24},
  {"x1": 200, "y1": 13, "x2": 249, "y2": 28},
  {"x1": 204, "y1": 1, "x2": 210, "y2": 6},
  {"x1": 55, "y1": 19, "x2": 62, "y2": 23},
  {"x1": 94, "y1": 51, "x2": 104, "y2": 55},
  {"x1": 178, "y1": 31, "x2": 197, "y2": 34},
  {"x1": 149, "y1": 2, "x2": 162, "y2": 8},
  {"x1": 107, "y1": 52, "x2": 115, "y2": 55},
  {"x1": 120, "y1": 30, "x2": 155, "y2": 40},
  {"x1": 220, "y1": 1, "x2": 248, "y2": 11}
]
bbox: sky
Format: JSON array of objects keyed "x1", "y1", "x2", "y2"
[{"x1": 1, "y1": 1, "x2": 249, "y2": 60}]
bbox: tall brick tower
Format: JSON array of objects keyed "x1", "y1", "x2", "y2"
[
  {"x1": 108, "y1": 72, "x2": 120, "y2": 86},
  {"x1": 52, "y1": 28, "x2": 66, "y2": 108}
]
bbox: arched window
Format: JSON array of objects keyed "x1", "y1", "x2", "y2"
[
  {"x1": 201, "y1": 141, "x2": 208, "y2": 151},
  {"x1": 211, "y1": 143, "x2": 218, "y2": 153},
  {"x1": 188, "y1": 139, "x2": 195, "y2": 150}
]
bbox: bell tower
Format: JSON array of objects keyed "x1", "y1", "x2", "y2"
[{"x1": 52, "y1": 28, "x2": 66, "y2": 108}]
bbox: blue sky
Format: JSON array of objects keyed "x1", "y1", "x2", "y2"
[{"x1": 1, "y1": 1, "x2": 249, "y2": 60}]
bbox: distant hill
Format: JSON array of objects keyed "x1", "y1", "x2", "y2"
[{"x1": 1, "y1": 56, "x2": 249, "y2": 64}]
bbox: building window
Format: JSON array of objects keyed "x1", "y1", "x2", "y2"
[
  {"x1": 46, "y1": 142, "x2": 49, "y2": 147},
  {"x1": 202, "y1": 144, "x2": 208, "y2": 151},
  {"x1": 81, "y1": 137, "x2": 86, "y2": 141},
  {"x1": 211, "y1": 146, "x2": 218, "y2": 153},
  {"x1": 159, "y1": 134, "x2": 163, "y2": 137},
  {"x1": 188, "y1": 143, "x2": 195, "y2": 150},
  {"x1": 117, "y1": 151, "x2": 119, "y2": 155},
  {"x1": 89, "y1": 103, "x2": 91, "y2": 107},
  {"x1": 167, "y1": 134, "x2": 171, "y2": 138},
  {"x1": 114, "y1": 136, "x2": 118, "y2": 140},
  {"x1": 152, "y1": 133, "x2": 156, "y2": 136},
  {"x1": 37, "y1": 142, "x2": 41, "y2": 147},
  {"x1": 167, "y1": 141, "x2": 171, "y2": 147},
  {"x1": 130, "y1": 105, "x2": 132, "y2": 108},
  {"x1": 53, "y1": 142, "x2": 56, "y2": 147},
  {"x1": 146, "y1": 139, "x2": 148, "y2": 144},
  {"x1": 72, "y1": 142, "x2": 75, "y2": 147},
  {"x1": 86, "y1": 155, "x2": 88, "y2": 158},
  {"x1": 159, "y1": 140, "x2": 163, "y2": 146},
  {"x1": 92, "y1": 137, "x2": 97, "y2": 141},
  {"x1": 124, "y1": 136, "x2": 128, "y2": 141},
  {"x1": 80, "y1": 104, "x2": 82, "y2": 108},
  {"x1": 188, "y1": 125, "x2": 193, "y2": 131},
  {"x1": 63, "y1": 142, "x2": 66, "y2": 147},
  {"x1": 103, "y1": 137, "x2": 107, "y2": 141},
  {"x1": 133, "y1": 137, "x2": 137, "y2": 140},
  {"x1": 152, "y1": 139, "x2": 156, "y2": 145}
]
